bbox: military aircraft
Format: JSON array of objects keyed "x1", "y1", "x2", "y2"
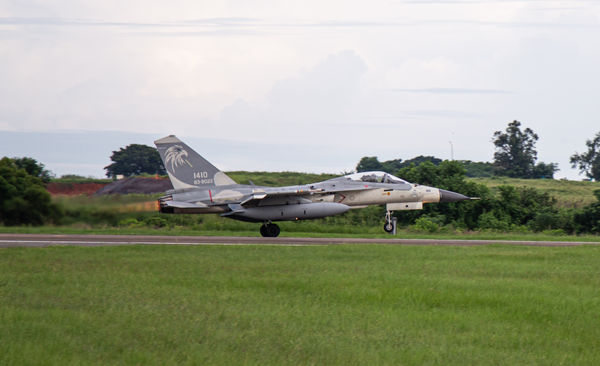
[{"x1": 155, "y1": 135, "x2": 473, "y2": 237}]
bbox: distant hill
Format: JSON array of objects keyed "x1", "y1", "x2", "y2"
[{"x1": 468, "y1": 177, "x2": 599, "y2": 208}]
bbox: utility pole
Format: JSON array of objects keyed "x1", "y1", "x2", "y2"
[{"x1": 449, "y1": 141, "x2": 454, "y2": 161}]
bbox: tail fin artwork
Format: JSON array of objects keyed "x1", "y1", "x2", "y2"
[{"x1": 154, "y1": 135, "x2": 236, "y2": 190}]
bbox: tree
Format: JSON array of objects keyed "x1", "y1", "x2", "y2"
[
  {"x1": 492, "y1": 120, "x2": 539, "y2": 178},
  {"x1": 0, "y1": 157, "x2": 60, "y2": 225},
  {"x1": 401, "y1": 155, "x2": 442, "y2": 167},
  {"x1": 574, "y1": 190, "x2": 600, "y2": 233},
  {"x1": 104, "y1": 144, "x2": 166, "y2": 179},
  {"x1": 380, "y1": 159, "x2": 404, "y2": 173},
  {"x1": 356, "y1": 157, "x2": 383, "y2": 172},
  {"x1": 570, "y1": 132, "x2": 600, "y2": 181},
  {"x1": 532, "y1": 162, "x2": 559, "y2": 179},
  {"x1": 460, "y1": 160, "x2": 495, "y2": 177},
  {"x1": 11, "y1": 157, "x2": 53, "y2": 183},
  {"x1": 356, "y1": 155, "x2": 442, "y2": 174}
]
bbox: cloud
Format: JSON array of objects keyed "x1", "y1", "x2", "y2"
[
  {"x1": 0, "y1": 16, "x2": 261, "y2": 28},
  {"x1": 217, "y1": 50, "x2": 368, "y2": 142},
  {"x1": 2, "y1": 14, "x2": 598, "y2": 36},
  {"x1": 400, "y1": 109, "x2": 484, "y2": 118},
  {"x1": 389, "y1": 88, "x2": 513, "y2": 95}
]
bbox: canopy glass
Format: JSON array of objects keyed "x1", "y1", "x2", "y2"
[{"x1": 341, "y1": 171, "x2": 409, "y2": 184}]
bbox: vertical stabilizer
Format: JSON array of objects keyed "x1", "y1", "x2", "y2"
[{"x1": 154, "y1": 135, "x2": 236, "y2": 190}]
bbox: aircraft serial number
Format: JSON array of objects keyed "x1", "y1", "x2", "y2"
[{"x1": 193, "y1": 171, "x2": 211, "y2": 185}]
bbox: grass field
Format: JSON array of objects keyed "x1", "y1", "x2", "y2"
[
  {"x1": 2, "y1": 244, "x2": 600, "y2": 365},
  {"x1": 469, "y1": 177, "x2": 599, "y2": 208}
]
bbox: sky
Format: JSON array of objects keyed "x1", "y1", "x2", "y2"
[{"x1": 1, "y1": 0, "x2": 599, "y2": 179}]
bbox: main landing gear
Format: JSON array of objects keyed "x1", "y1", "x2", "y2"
[
  {"x1": 260, "y1": 222, "x2": 281, "y2": 237},
  {"x1": 383, "y1": 210, "x2": 397, "y2": 234}
]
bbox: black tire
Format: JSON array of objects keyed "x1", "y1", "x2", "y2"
[
  {"x1": 383, "y1": 222, "x2": 394, "y2": 233},
  {"x1": 267, "y1": 223, "x2": 280, "y2": 237},
  {"x1": 260, "y1": 224, "x2": 268, "y2": 237},
  {"x1": 260, "y1": 223, "x2": 280, "y2": 237}
]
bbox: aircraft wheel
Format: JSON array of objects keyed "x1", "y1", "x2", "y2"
[
  {"x1": 267, "y1": 223, "x2": 280, "y2": 237},
  {"x1": 260, "y1": 223, "x2": 280, "y2": 237},
  {"x1": 383, "y1": 223, "x2": 394, "y2": 233}
]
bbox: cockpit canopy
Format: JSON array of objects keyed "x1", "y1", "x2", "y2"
[{"x1": 340, "y1": 171, "x2": 409, "y2": 184}]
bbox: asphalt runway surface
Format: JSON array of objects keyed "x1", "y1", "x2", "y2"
[{"x1": 0, "y1": 233, "x2": 598, "y2": 248}]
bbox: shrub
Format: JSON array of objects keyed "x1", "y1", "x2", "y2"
[
  {"x1": 529, "y1": 210, "x2": 561, "y2": 232},
  {"x1": 144, "y1": 216, "x2": 168, "y2": 228},
  {"x1": 574, "y1": 189, "x2": 600, "y2": 233},
  {"x1": 478, "y1": 212, "x2": 510, "y2": 231},
  {"x1": 118, "y1": 218, "x2": 141, "y2": 228},
  {"x1": 0, "y1": 157, "x2": 62, "y2": 225},
  {"x1": 541, "y1": 229, "x2": 566, "y2": 236},
  {"x1": 412, "y1": 217, "x2": 440, "y2": 233}
]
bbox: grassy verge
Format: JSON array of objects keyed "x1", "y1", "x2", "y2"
[
  {"x1": 1, "y1": 225, "x2": 600, "y2": 242},
  {"x1": 2, "y1": 244, "x2": 600, "y2": 365}
]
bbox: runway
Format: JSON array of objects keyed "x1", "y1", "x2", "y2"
[{"x1": 0, "y1": 233, "x2": 597, "y2": 248}]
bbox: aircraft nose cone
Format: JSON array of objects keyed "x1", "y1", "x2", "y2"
[{"x1": 439, "y1": 189, "x2": 469, "y2": 203}]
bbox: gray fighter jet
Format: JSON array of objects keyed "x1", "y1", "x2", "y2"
[{"x1": 155, "y1": 135, "x2": 472, "y2": 237}]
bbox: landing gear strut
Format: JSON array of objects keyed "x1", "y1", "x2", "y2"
[
  {"x1": 383, "y1": 210, "x2": 397, "y2": 234},
  {"x1": 260, "y1": 223, "x2": 281, "y2": 237}
]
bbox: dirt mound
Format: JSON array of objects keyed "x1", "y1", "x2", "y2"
[
  {"x1": 95, "y1": 177, "x2": 173, "y2": 195},
  {"x1": 47, "y1": 182, "x2": 109, "y2": 196}
]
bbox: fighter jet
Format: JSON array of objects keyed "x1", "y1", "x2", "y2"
[{"x1": 155, "y1": 135, "x2": 472, "y2": 237}]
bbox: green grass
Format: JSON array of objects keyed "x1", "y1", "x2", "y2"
[
  {"x1": 2, "y1": 224, "x2": 600, "y2": 243},
  {"x1": 470, "y1": 177, "x2": 599, "y2": 208},
  {"x1": 2, "y1": 244, "x2": 600, "y2": 365}
]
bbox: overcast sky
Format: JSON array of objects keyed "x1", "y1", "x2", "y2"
[{"x1": 1, "y1": 1, "x2": 599, "y2": 179}]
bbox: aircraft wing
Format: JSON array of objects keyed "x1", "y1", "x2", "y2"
[
  {"x1": 240, "y1": 192, "x2": 312, "y2": 207},
  {"x1": 239, "y1": 184, "x2": 377, "y2": 207}
]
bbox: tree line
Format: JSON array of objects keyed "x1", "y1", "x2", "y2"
[
  {"x1": 358, "y1": 120, "x2": 599, "y2": 180},
  {"x1": 102, "y1": 121, "x2": 599, "y2": 181}
]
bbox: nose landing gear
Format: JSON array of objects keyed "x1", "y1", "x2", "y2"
[
  {"x1": 383, "y1": 210, "x2": 397, "y2": 234},
  {"x1": 260, "y1": 222, "x2": 281, "y2": 237}
]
